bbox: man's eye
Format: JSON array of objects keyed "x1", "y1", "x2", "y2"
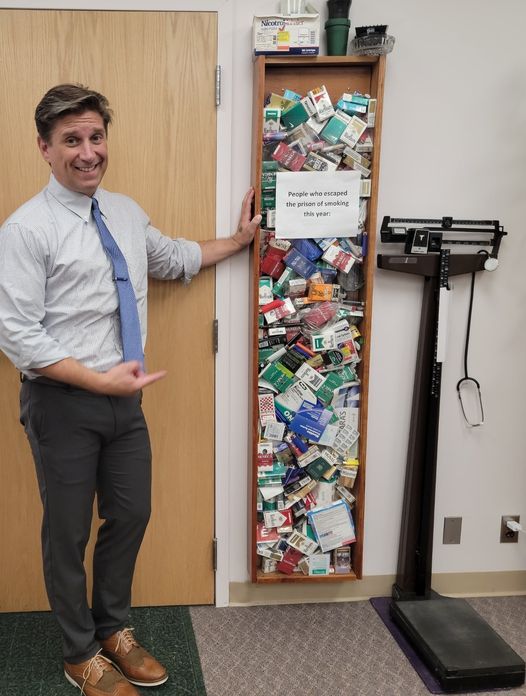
[
  {"x1": 92, "y1": 134, "x2": 104, "y2": 143},
  {"x1": 65, "y1": 138, "x2": 78, "y2": 146}
]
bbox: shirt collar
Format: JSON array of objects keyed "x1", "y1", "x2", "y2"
[{"x1": 46, "y1": 174, "x2": 103, "y2": 222}]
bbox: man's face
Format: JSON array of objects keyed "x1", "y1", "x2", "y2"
[{"x1": 37, "y1": 110, "x2": 108, "y2": 197}]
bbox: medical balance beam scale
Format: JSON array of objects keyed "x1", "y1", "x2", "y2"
[{"x1": 377, "y1": 216, "x2": 524, "y2": 693}]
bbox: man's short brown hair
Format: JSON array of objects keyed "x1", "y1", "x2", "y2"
[{"x1": 35, "y1": 84, "x2": 113, "y2": 142}]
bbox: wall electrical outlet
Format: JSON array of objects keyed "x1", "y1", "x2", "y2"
[{"x1": 500, "y1": 515, "x2": 520, "y2": 543}]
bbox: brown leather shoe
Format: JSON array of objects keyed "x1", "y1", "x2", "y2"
[
  {"x1": 64, "y1": 651, "x2": 140, "y2": 695},
  {"x1": 100, "y1": 627, "x2": 168, "y2": 687}
]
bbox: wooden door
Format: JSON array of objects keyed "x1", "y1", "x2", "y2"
[{"x1": 0, "y1": 9, "x2": 217, "y2": 610}]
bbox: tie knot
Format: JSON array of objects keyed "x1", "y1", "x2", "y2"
[{"x1": 92, "y1": 197, "x2": 101, "y2": 214}]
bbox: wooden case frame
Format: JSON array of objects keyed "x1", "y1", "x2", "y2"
[{"x1": 249, "y1": 56, "x2": 386, "y2": 583}]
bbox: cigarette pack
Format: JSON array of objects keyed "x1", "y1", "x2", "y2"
[
  {"x1": 356, "y1": 130, "x2": 373, "y2": 153},
  {"x1": 268, "y1": 93, "x2": 295, "y2": 111},
  {"x1": 303, "y1": 152, "x2": 337, "y2": 172},
  {"x1": 306, "y1": 457, "x2": 333, "y2": 480},
  {"x1": 256, "y1": 522, "x2": 280, "y2": 545},
  {"x1": 360, "y1": 179, "x2": 371, "y2": 198},
  {"x1": 261, "y1": 558, "x2": 278, "y2": 573},
  {"x1": 281, "y1": 100, "x2": 310, "y2": 129},
  {"x1": 322, "y1": 245, "x2": 356, "y2": 274},
  {"x1": 367, "y1": 98, "x2": 377, "y2": 128},
  {"x1": 276, "y1": 546, "x2": 304, "y2": 574},
  {"x1": 287, "y1": 278, "x2": 307, "y2": 296},
  {"x1": 291, "y1": 238, "x2": 324, "y2": 262},
  {"x1": 295, "y1": 362, "x2": 326, "y2": 392},
  {"x1": 272, "y1": 266, "x2": 295, "y2": 297},
  {"x1": 283, "y1": 248, "x2": 318, "y2": 279},
  {"x1": 263, "y1": 509, "x2": 291, "y2": 529},
  {"x1": 335, "y1": 483, "x2": 356, "y2": 507},
  {"x1": 263, "y1": 297, "x2": 296, "y2": 324},
  {"x1": 259, "y1": 362, "x2": 295, "y2": 393},
  {"x1": 278, "y1": 349, "x2": 304, "y2": 374},
  {"x1": 257, "y1": 546, "x2": 284, "y2": 562},
  {"x1": 260, "y1": 252, "x2": 285, "y2": 280},
  {"x1": 333, "y1": 545, "x2": 352, "y2": 574},
  {"x1": 283, "y1": 89, "x2": 302, "y2": 102},
  {"x1": 341, "y1": 92, "x2": 369, "y2": 107},
  {"x1": 287, "y1": 529, "x2": 319, "y2": 555},
  {"x1": 286, "y1": 478, "x2": 317, "y2": 502},
  {"x1": 271, "y1": 142, "x2": 307, "y2": 172},
  {"x1": 336, "y1": 98, "x2": 367, "y2": 116},
  {"x1": 299, "y1": 553, "x2": 331, "y2": 575},
  {"x1": 263, "y1": 421, "x2": 286, "y2": 442},
  {"x1": 320, "y1": 111, "x2": 351, "y2": 144},
  {"x1": 259, "y1": 277, "x2": 274, "y2": 305},
  {"x1": 308, "y1": 283, "x2": 340, "y2": 302},
  {"x1": 340, "y1": 116, "x2": 368, "y2": 148},
  {"x1": 258, "y1": 392, "x2": 276, "y2": 426},
  {"x1": 306, "y1": 116, "x2": 325, "y2": 135},
  {"x1": 314, "y1": 480, "x2": 335, "y2": 507},
  {"x1": 263, "y1": 107, "x2": 281, "y2": 135},
  {"x1": 308, "y1": 85, "x2": 335, "y2": 122},
  {"x1": 302, "y1": 301, "x2": 338, "y2": 329},
  {"x1": 311, "y1": 332, "x2": 337, "y2": 352}
]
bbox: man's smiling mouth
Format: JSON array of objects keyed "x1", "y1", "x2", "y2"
[{"x1": 75, "y1": 164, "x2": 100, "y2": 172}]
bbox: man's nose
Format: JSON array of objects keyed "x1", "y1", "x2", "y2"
[{"x1": 78, "y1": 140, "x2": 96, "y2": 160}]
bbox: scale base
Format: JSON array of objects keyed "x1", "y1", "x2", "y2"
[{"x1": 390, "y1": 597, "x2": 525, "y2": 693}]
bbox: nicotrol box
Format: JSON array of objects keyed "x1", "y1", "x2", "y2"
[{"x1": 253, "y1": 13, "x2": 320, "y2": 56}]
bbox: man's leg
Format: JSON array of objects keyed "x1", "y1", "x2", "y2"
[
  {"x1": 20, "y1": 381, "x2": 107, "y2": 663},
  {"x1": 91, "y1": 392, "x2": 152, "y2": 638},
  {"x1": 91, "y1": 394, "x2": 168, "y2": 687}
]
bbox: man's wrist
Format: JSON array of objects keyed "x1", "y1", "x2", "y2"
[{"x1": 231, "y1": 231, "x2": 245, "y2": 251}]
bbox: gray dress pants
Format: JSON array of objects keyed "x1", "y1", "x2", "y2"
[{"x1": 20, "y1": 379, "x2": 152, "y2": 663}]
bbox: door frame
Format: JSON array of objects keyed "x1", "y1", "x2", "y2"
[{"x1": 0, "y1": 0, "x2": 234, "y2": 607}]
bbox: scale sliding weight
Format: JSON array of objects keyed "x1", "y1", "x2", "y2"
[{"x1": 378, "y1": 216, "x2": 524, "y2": 692}]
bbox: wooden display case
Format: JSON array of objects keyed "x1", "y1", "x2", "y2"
[{"x1": 250, "y1": 56, "x2": 386, "y2": 583}]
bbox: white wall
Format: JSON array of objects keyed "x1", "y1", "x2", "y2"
[
  {"x1": 228, "y1": 0, "x2": 526, "y2": 581},
  {"x1": 2, "y1": 0, "x2": 525, "y2": 586}
]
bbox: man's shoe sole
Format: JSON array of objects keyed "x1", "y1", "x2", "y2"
[
  {"x1": 105, "y1": 658, "x2": 169, "y2": 687},
  {"x1": 64, "y1": 670, "x2": 83, "y2": 690}
]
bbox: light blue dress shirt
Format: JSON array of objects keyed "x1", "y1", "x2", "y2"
[{"x1": 0, "y1": 175, "x2": 202, "y2": 376}]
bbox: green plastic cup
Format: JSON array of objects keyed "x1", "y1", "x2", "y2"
[{"x1": 325, "y1": 18, "x2": 351, "y2": 56}]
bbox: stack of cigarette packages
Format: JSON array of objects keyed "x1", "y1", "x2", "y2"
[{"x1": 256, "y1": 84, "x2": 377, "y2": 577}]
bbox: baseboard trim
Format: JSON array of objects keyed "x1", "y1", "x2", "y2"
[{"x1": 229, "y1": 571, "x2": 526, "y2": 606}]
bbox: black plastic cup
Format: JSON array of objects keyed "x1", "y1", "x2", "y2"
[{"x1": 327, "y1": 0, "x2": 352, "y2": 19}]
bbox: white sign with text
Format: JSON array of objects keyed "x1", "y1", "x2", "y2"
[{"x1": 275, "y1": 170, "x2": 361, "y2": 239}]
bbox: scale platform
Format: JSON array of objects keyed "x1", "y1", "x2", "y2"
[{"x1": 390, "y1": 597, "x2": 525, "y2": 692}]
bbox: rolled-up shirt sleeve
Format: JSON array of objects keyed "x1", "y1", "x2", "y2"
[
  {"x1": 0, "y1": 223, "x2": 71, "y2": 372},
  {"x1": 145, "y1": 224, "x2": 202, "y2": 283}
]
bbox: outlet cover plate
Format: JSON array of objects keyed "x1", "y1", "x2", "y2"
[
  {"x1": 443, "y1": 517, "x2": 462, "y2": 544},
  {"x1": 500, "y1": 515, "x2": 520, "y2": 543}
]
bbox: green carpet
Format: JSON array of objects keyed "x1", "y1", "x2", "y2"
[{"x1": 0, "y1": 606, "x2": 207, "y2": 695}]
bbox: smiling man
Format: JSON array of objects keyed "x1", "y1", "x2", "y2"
[{"x1": 0, "y1": 84, "x2": 260, "y2": 696}]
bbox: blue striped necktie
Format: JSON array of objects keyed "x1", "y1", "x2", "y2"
[{"x1": 91, "y1": 197, "x2": 144, "y2": 367}]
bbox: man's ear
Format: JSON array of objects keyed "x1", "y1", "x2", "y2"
[{"x1": 37, "y1": 135, "x2": 51, "y2": 164}]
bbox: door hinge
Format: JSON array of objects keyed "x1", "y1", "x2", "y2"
[
  {"x1": 213, "y1": 537, "x2": 218, "y2": 571},
  {"x1": 213, "y1": 319, "x2": 219, "y2": 353},
  {"x1": 215, "y1": 65, "x2": 221, "y2": 107}
]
